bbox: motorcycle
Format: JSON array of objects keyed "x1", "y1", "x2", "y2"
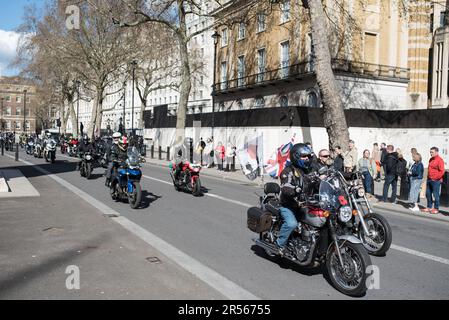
[
  {"x1": 169, "y1": 161, "x2": 202, "y2": 196},
  {"x1": 248, "y1": 171, "x2": 372, "y2": 297},
  {"x1": 43, "y1": 139, "x2": 57, "y2": 163},
  {"x1": 339, "y1": 170, "x2": 392, "y2": 256},
  {"x1": 68, "y1": 140, "x2": 78, "y2": 157},
  {"x1": 26, "y1": 140, "x2": 34, "y2": 155},
  {"x1": 109, "y1": 147, "x2": 145, "y2": 209},
  {"x1": 79, "y1": 151, "x2": 95, "y2": 179},
  {"x1": 60, "y1": 139, "x2": 68, "y2": 154},
  {"x1": 33, "y1": 141, "x2": 43, "y2": 158}
]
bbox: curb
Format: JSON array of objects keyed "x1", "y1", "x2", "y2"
[{"x1": 372, "y1": 202, "x2": 449, "y2": 224}]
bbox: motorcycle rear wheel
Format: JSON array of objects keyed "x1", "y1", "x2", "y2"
[
  {"x1": 358, "y1": 213, "x2": 392, "y2": 256},
  {"x1": 326, "y1": 241, "x2": 371, "y2": 297},
  {"x1": 128, "y1": 182, "x2": 142, "y2": 209}
]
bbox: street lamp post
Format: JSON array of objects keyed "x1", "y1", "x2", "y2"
[
  {"x1": 211, "y1": 31, "x2": 221, "y2": 143},
  {"x1": 131, "y1": 60, "x2": 138, "y2": 136},
  {"x1": 75, "y1": 80, "x2": 81, "y2": 137},
  {"x1": 1, "y1": 97, "x2": 4, "y2": 132},
  {"x1": 23, "y1": 90, "x2": 27, "y2": 134}
]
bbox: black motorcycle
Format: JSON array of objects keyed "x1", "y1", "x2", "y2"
[
  {"x1": 26, "y1": 139, "x2": 34, "y2": 155},
  {"x1": 248, "y1": 171, "x2": 372, "y2": 297},
  {"x1": 79, "y1": 151, "x2": 95, "y2": 179}
]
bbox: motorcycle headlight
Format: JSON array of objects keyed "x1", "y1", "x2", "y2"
[
  {"x1": 356, "y1": 187, "x2": 365, "y2": 198},
  {"x1": 85, "y1": 155, "x2": 92, "y2": 161},
  {"x1": 339, "y1": 206, "x2": 352, "y2": 223}
]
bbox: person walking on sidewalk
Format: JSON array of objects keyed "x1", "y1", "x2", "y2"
[
  {"x1": 382, "y1": 145, "x2": 399, "y2": 203},
  {"x1": 408, "y1": 153, "x2": 424, "y2": 212},
  {"x1": 357, "y1": 149, "x2": 377, "y2": 196},
  {"x1": 215, "y1": 141, "x2": 225, "y2": 171},
  {"x1": 422, "y1": 147, "x2": 445, "y2": 214}
]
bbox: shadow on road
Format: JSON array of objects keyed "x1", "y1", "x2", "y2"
[{"x1": 139, "y1": 190, "x2": 162, "y2": 209}]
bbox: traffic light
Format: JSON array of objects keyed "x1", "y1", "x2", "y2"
[{"x1": 56, "y1": 118, "x2": 61, "y2": 127}]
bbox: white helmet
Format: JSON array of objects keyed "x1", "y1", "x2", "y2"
[{"x1": 112, "y1": 132, "x2": 122, "y2": 139}]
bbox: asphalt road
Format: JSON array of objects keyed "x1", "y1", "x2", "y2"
[{"x1": 5, "y1": 149, "x2": 449, "y2": 299}]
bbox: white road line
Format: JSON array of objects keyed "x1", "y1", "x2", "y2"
[
  {"x1": 142, "y1": 175, "x2": 253, "y2": 208},
  {"x1": 390, "y1": 244, "x2": 449, "y2": 266},
  {"x1": 5, "y1": 154, "x2": 259, "y2": 300}
]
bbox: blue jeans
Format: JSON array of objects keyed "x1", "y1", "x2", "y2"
[
  {"x1": 382, "y1": 175, "x2": 397, "y2": 202},
  {"x1": 408, "y1": 178, "x2": 422, "y2": 203},
  {"x1": 277, "y1": 207, "x2": 298, "y2": 248},
  {"x1": 362, "y1": 171, "x2": 373, "y2": 194},
  {"x1": 426, "y1": 180, "x2": 441, "y2": 209}
]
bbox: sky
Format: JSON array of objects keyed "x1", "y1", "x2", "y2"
[{"x1": 0, "y1": 0, "x2": 43, "y2": 77}]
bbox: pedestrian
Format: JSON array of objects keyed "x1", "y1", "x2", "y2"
[
  {"x1": 382, "y1": 145, "x2": 399, "y2": 203},
  {"x1": 343, "y1": 140, "x2": 358, "y2": 172},
  {"x1": 372, "y1": 142, "x2": 382, "y2": 181},
  {"x1": 422, "y1": 147, "x2": 445, "y2": 214},
  {"x1": 215, "y1": 141, "x2": 225, "y2": 171},
  {"x1": 332, "y1": 146, "x2": 344, "y2": 172},
  {"x1": 357, "y1": 149, "x2": 377, "y2": 196},
  {"x1": 198, "y1": 137, "x2": 206, "y2": 166},
  {"x1": 408, "y1": 153, "x2": 424, "y2": 212},
  {"x1": 380, "y1": 142, "x2": 387, "y2": 179}
]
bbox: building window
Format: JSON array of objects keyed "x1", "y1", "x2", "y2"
[
  {"x1": 257, "y1": 13, "x2": 266, "y2": 32},
  {"x1": 280, "y1": 95, "x2": 288, "y2": 107},
  {"x1": 221, "y1": 61, "x2": 228, "y2": 90},
  {"x1": 5, "y1": 96, "x2": 11, "y2": 102},
  {"x1": 6, "y1": 121, "x2": 11, "y2": 130},
  {"x1": 221, "y1": 28, "x2": 228, "y2": 47},
  {"x1": 6, "y1": 107, "x2": 11, "y2": 115},
  {"x1": 280, "y1": 1, "x2": 290, "y2": 24},
  {"x1": 15, "y1": 122, "x2": 21, "y2": 130},
  {"x1": 256, "y1": 48, "x2": 266, "y2": 83},
  {"x1": 25, "y1": 121, "x2": 30, "y2": 129},
  {"x1": 280, "y1": 41, "x2": 290, "y2": 78},
  {"x1": 364, "y1": 32, "x2": 378, "y2": 65},
  {"x1": 16, "y1": 96, "x2": 21, "y2": 103},
  {"x1": 440, "y1": 11, "x2": 447, "y2": 27},
  {"x1": 16, "y1": 108, "x2": 21, "y2": 116},
  {"x1": 238, "y1": 23, "x2": 246, "y2": 40},
  {"x1": 199, "y1": 90, "x2": 203, "y2": 99},
  {"x1": 237, "y1": 55, "x2": 246, "y2": 87},
  {"x1": 27, "y1": 109, "x2": 31, "y2": 117},
  {"x1": 254, "y1": 96, "x2": 265, "y2": 108}
]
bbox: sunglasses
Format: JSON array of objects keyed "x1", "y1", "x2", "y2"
[{"x1": 320, "y1": 155, "x2": 330, "y2": 158}]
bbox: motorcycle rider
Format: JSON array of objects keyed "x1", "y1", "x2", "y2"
[
  {"x1": 277, "y1": 143, "x2": 316, "y2": 255},
  {"x1": 173, "y1": 138, "x2": 192, "y2": 185},
  {"x1": 42, "y1": 132, "x2": 52, "y2": 149},
  {"x1": 105, "y1": 132, "x2": 127, "y2": 186},
  {"x1": 77, "y1": 134, "x2": 96, "y2": 169}
]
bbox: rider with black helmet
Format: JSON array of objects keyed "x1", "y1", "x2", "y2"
[{"x1": 277, "y1": 143, "x2": 315, "y2": 255}]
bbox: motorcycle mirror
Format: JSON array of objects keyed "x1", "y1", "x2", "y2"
[{"x1": 318, "y1": 166, "x2": 328, "y2": 175}]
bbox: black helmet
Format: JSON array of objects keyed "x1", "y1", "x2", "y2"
[{"x1": 290, "y1": 143, "x2": 313, "y2": 170}]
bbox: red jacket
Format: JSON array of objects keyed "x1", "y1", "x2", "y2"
[{"x1": 428, "y1": 155, "x2": 445, "y2": 182}]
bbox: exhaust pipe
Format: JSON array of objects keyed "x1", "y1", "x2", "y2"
[{"x1": 254, "y1": 239, "x2": 317, "y2": 267}]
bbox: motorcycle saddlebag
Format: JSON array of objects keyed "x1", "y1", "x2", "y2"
[{"x1": 247, "y1": 207, "x2": 272, "y2": 233}]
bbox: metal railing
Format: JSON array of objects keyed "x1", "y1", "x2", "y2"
[{"x1": 212, "y1": 59, "x2": 409, "y2": 94}]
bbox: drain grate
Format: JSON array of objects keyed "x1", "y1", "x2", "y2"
[{"x1": 146, "y1": 256, "x2": 162, "y2": 264}]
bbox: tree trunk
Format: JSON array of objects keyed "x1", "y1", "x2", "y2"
[
  {"x1": 174, "y1": 33, "x2": 191, "y2": 149},
  {"x1": 69, "y1": 101, "x2": 77, "y2": 136},
  {"x1": 307, "y1": 0, "x2": 350, "y2": 151}
]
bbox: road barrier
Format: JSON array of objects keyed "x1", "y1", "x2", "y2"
[
  {"x1": 166, "y1": 146, "x2": 170, "y2": 161},
  {"x1": 151, "y1": 145, "x2": 154, "y2": 159},
  {"x1": 158, "y1": 146, "x2": 162, "y2": 160}
]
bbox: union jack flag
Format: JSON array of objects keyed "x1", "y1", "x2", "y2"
[{"x1": 265, "y1": 134, "x2": 296, "y2": 178}]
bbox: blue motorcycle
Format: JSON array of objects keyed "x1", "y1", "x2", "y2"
[{"x1": 109, "y1": 147, "x2": 145, "y2": 209}]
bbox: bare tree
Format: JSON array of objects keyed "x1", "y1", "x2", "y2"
[{"x1": 109, "y1": 0, "x2": 222, "y2": 148}]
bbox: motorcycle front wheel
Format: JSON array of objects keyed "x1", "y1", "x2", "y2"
[
  {"x1": 358, "y1": 213, "x2": 392, "y2": 256},
  {"x1": 44, "y1": 152, "x2": 49, "y2": 162},
  {"x1": 192, "y1": 178, "x2": 202, "y2": 196},
  {"x1": 85, "y1": 162, "x2": 92, "y2": 179},
  {"x1": 128, "y1": 182, "x2": 142, "y2": 209},
  {"x1": 326, "y1": 241, "x2": 371, "y2": 297}
]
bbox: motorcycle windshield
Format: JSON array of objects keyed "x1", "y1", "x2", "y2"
[
  {"x1": 318, "y1": 178, "x2": 340, "y2": 212},
  {"x1": 127, "y1": 147, "x2": 140, "y2": 167}
]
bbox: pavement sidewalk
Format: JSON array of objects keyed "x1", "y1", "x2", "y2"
[
  {"x1": 0, "y1": 155, "x2": 225, "y2": 299},
  {"x1": 144, "y1": 157, "x2": 449, "y2": 223}
]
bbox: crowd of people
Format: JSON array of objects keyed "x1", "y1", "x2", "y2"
[{"x1": 317, "y1": 140, "x2": 446, "y2": 214}]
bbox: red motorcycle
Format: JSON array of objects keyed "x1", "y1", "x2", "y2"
[
  {"x1": 60, "y1": 139, "x2": 68, "y2": 154},
  {"x1": 169, "y1": 161, "x2": 202, "y2": 196}
]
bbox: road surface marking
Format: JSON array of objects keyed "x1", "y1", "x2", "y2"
[
  {"x1": 5, "y1": 153, "x2": 260, "y2": 300},
  {"x1": 390, "y1": 244, "x2": 449, "y2": 266}
]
